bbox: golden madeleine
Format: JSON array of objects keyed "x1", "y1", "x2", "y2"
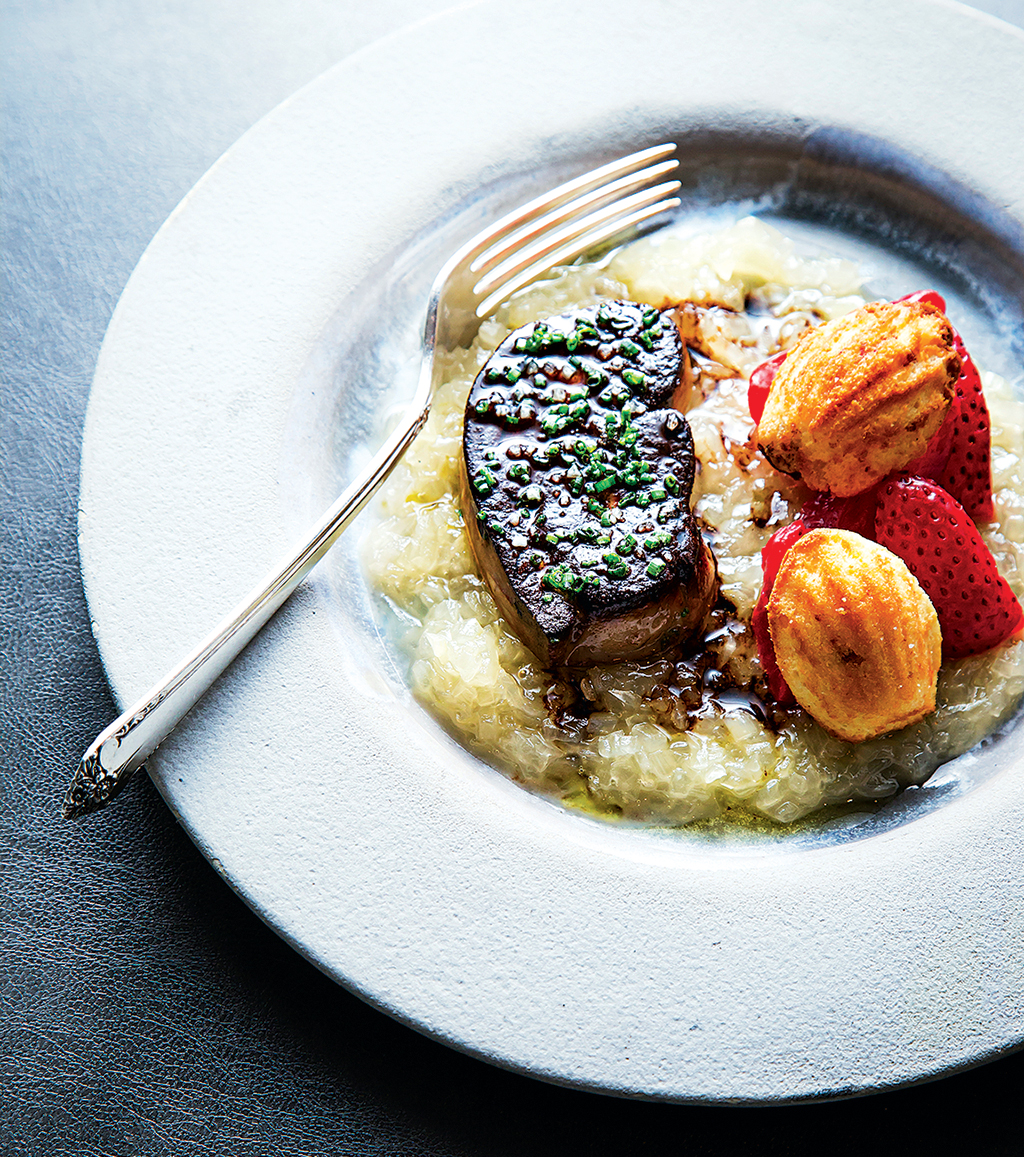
[
  {"x1": 757, "y1": 300, "x2": 959, "y2": 496},
  {"x1": 768, "y1": 529, "x2": 941, "y2": 743}
]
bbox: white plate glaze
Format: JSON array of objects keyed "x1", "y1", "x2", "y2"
[{"x1": 80, "y1": 0, "x2": 1024, "y2": 1102}]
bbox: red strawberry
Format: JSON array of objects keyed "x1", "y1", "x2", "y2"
[
  {"x1": 875, "y1": 475, "x2": 1022, "y2": 659},
  {"x1": 898, "y1": 290, "x2": 994, "y2": 521},
  {"x1": 752, "y1": 519, "x2": 806, "y2": 703},
  {"x1": 899, "y1": 289, "x2": 946, "y2": 312},
  {"x1": 752, "y1": 487, "x2": 884, "y2": 700},
  {"x1": 905, "y1": 421, "x2": 952, "y2": 480},
  {"x1": 800, "y1": 485, "x2": 880, "y2": 541},
  {"x1": 935, "y1": 332, "x2": 994, "y2": 521},
  {"x1": 747, "y1": 350, "x2": 787, "y2": 424}
]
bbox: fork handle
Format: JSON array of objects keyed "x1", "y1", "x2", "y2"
[{"x1": 63, "y1": 394, "x2": 431, "y2": 818}]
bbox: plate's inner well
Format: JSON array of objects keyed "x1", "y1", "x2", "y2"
[{"x1": 281, "y1": 130, "x2": 1024, "y2": 859}]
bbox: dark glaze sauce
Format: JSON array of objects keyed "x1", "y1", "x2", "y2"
[{"x1": 543, "y1": 598, "x2": 788, "y2": 751}]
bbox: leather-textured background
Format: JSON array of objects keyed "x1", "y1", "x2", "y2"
[{"x1": 4, "y1": 2, "x2": 1024, "y2": 1153}]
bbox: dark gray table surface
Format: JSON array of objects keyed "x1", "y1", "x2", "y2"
[{"x1": 5, "y1": 2, "x2": 1024, "y2": 1153}]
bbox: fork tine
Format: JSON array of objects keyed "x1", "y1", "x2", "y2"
[
  {"x1": 472, "y1": 179, "x2": 681, "y2": 298},
  {"x1": 468, "y1": 159, "x2": 679, "y2": 276},
  {"x1": 457, "y1": 144, "x2": 677, "y2": 271},
  {"x1": 473, "y1": 194, "x2": 681, "y2": 319}
]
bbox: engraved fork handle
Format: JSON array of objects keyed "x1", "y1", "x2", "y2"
[{"x1": 63, "y1": 378, "x2": 432, "y2": 818}]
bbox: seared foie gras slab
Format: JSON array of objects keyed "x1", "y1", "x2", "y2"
[{"x1": 461, "y1": 300, "x2": 717, "y2": 667}]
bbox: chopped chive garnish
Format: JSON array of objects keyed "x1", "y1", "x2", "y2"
[
  {"x1": 474, "y1": 467, "x2": 497, "y2": 497},
  {"x1": 646, "y1": 559, "x2": 667, "y2": 578},
  {"x1": 543, "y1": 563, "x2": 584, "y2": 594}
]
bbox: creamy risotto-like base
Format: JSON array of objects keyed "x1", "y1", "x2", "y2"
[{"x1": 363, "y1": 218, "x2": 1024, "y2": 825}]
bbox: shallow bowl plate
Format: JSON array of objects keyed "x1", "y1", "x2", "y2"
[{"x1": 80, "y1": 0, "x2": 1024, "y2": 1102}]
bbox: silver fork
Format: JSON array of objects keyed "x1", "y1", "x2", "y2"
[{"x1": 63, "y1": 144, "x2": 681, "y2": 818}]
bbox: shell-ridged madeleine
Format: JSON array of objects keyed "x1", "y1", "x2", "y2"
[
  {"x1": 768, "y1": 529, "x2": 941, "y2": 743},
  {"x1": 757, "y1": 300, "x2": 959, "y2": 497}
]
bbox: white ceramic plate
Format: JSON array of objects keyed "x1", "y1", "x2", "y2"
[{"x1": 80, "y1": 0, "x2": 1024, "y2": 1102}]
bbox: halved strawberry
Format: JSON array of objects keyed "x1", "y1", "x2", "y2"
[
  {"x1": 800, "y1": 485, "x2": 880, "y2": 541},
  {"x1": 898, "y1": 290, "x2": 994, "y2": 521},
  {"x1": 875, "y1": 475, "x2": 1021, "y2": 659},
  {"x1": 752, "y1": 486, "x2": 885, "y2": 699},
  {"x1": 899, "y1": 289, "x2": 946, "y2": 312},
  {"x1": 935, "y1": 333, "x2": 994, "y2": 521},
  {"x1": 904, "y1": 421, "x2": 952, "y2": 480},
  {"x1": 747, "y1": 350, "x2": 787, "y2": 424},
  {"x1": 752, "y1": 519, "x2": 806, "y2": 703}
]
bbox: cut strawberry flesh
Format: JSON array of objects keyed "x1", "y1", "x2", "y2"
[
  {"x1": 747, "y1": 350, "x2": 787, "y2": 424},
  {"x1": 935, "y1": 332, "x2": 994, "y2": 521},
  {"x1": 751, "y1": 494, "x2": 879, "y2": 702},
  {"x1": 875, "y1": 474, "x2": 1022, "y2": 659},
  {"x1": 896, "y1": 290, "x2": 994, "y2": 521},
  {"x1": 800, "y1": 486, "x2": 880, "y2": 541},
  {"x1": 898, "y1": 289, "x2": 946, "y2": 312},
  {"x1": 752, "y1": 519, "x2": 806, "y2": 704},
  {"x1": 905, "y1": 421, "x2": 952, "y2": 480}
]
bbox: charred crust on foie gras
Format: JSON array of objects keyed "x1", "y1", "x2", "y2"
[{"x1": 460, "y1": 300, "x2": 718, "y2": 668}]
